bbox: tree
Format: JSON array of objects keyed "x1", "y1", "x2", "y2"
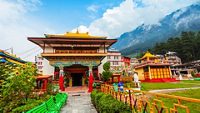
[
  {"x1": 152, "y1": 31, "x2": 200, "y2": 63},
  {"x1": 0, "y1": 63, "x2": 16, "y2": 95},
  {"x1": 0, "y1": 62, "x2": 37, "y2": 112},
  {"x1": 102, "y1": 62, "x2": 112, "y2": 82}
]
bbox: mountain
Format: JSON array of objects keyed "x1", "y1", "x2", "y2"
[{"x1": 112, "y1": 4, "x2": 200, "y2": 56}]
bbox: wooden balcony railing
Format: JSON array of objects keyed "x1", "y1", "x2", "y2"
[{"x1": 54, "y1": 50, "x2": 100, "y2": 54}]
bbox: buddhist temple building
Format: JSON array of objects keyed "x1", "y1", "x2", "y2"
[
  {"x1": 28, "y1": 31, "x2": 117, "y2": 87},
  {"x1": 134, "y1": 51, "x2": 174, "y2": 82},
  {"x1": 0, "y1": 49, "x2": 26, "y2": 65}
]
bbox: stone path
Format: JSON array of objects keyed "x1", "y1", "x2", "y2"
[{"x1": 61, "y1": 93, "x2": 97, "y2": 113}]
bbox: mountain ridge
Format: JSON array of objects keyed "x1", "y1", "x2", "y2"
[{"x1": 112, "y1": 4, "x2": 200, "y2": 56}]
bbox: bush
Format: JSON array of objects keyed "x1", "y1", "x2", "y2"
[
  {"x1": 91, "y1": 90, "x2": 131, "y2": 113},
  {"x1": 91, "y1": 90, "x2": 98, "y2": 105},
  {"x1": 11, "y1": 99, "x2": 44, "y2": 113},
  {"x1": 94, "y1": 92, "x2": 104, "y2": 111}
]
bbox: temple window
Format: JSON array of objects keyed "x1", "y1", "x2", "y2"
[
  {"x1": 114, "y1": 56, "x2": 118, "y2": 59},
  {"x1": 113, "y1": 61, "x2": 119, "y2": 65}
]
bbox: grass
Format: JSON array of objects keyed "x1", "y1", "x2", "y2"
[
  {"x1": 150, "y1": 89, "x2": 200, "y2": 113},
  {"x1": 181, "y1": 80, "x2": 200, "y2": 84},
  {"x1": 125, "y1": 81, "x2": 200, "y2": 112},
  {"x1": 123, "y1": 81, "x2": 200, "y2": 112},
  {"x1": 141, "y1": 81, "x2": 200, "y2": 91}
]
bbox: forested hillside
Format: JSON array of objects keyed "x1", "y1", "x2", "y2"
[{"x1": 151, "y1": 31, "x2": 200, "y2": 63}]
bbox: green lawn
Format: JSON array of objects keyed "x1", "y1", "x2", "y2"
[
  {"x1": 141, "y1": 81, "x2": 200, "y2": 91},
  {"x1": 130, "y1": 81, "x2": 200, "y2": 112},
  {"x1": 181, "y1": 80, "x2": 200, "y2": 84},
  {"x1": 151, "y1": 89, "x2": 200, "y2": 113}
]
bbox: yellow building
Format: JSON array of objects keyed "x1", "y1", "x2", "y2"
[{"x1": 134, "y1": 51, "x2": 173, "y2": 82}]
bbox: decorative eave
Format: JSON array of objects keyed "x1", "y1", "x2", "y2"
[
  {"x1": 134, "y1": 62, "x2": 171, "y2": 68},
  {"x1": 28, "y1": 37, "x2": 117, "y2": 48}
]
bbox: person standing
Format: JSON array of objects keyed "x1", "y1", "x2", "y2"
[{"x1": 133, "y1": 72, "x2": 139, "y2": 88}]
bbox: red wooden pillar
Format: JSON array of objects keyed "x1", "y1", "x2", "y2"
[
  {"x1": 112, "y1": 76, "x2": 114, "y2": 83},
  {"x1": 88, "y1": 65, "x2": 94, "y2": 92},
  {"x1": 43, "y1": 79, "x2": 47, "y2": 90},
  {"x1": 118, "y1": 76, "x2": 120, "y2": 83}
]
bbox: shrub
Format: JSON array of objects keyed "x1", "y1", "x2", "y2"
[
  {"x1": 11, "y1": 94, "x2": 52, "y2": 113},
  {"x1": 99, "y1": 94, "x2": 131, "y2": 113},
  {"x1": 91, "y1": 90, "x2": 98, "y2": 105},
  {"x1": 90, "y1": 90, "x2": 131, "y2": 113},
  {"x1": 11, "y1": 99, "x2": 44, "y2": 113},
  {"x1": 94, "y1": 92, "x2": 104, "y2": 111}
]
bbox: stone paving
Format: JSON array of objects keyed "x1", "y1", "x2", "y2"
[{"x1": 61, "y1": 93, "x2": 97, "y2": 113}]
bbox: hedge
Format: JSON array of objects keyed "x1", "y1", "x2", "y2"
[
  {"x1": 91, "y1": 90, "x2": 131, "y2": 113},
  {"x1": 11, "y1": 95, "x2": 51, "y2": 113},
  {"x1": 11, "y1": 99, "x2": 44, "y2": 113}
]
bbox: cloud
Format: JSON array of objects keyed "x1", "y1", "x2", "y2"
[
  {"x1": 0, "y1": 0, "x2": 53, "y2": 61},
  {"x1": 88, "y1": 0, "x2": 140, "y2": 38},
  {"x1": 87, "y1": 4, "x2": 99, "y2": 13},
  {"x1": 71, "y1": 25, "x2": 89, "y2": 33},
  {"x1": 83, "y1": 0, "x2": 199, "y2": 38}
]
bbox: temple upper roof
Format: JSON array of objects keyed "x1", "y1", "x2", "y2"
[{"x1": 44, "y1": 31, "x2": 107, "y2": 39}]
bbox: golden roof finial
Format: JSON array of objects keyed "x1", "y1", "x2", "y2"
[
  {"x1": 140, "y1": 51, "x2": 155, "y2": 60},
  {"x1": 76, "y1": 29, "x2": 79, "y2": 34}
]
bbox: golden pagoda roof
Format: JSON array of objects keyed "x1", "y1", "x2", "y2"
[
  {"x1": 140, "y1": 51, "x2": 156, "y2": 60},
  {"x1": 44, "y1": 31, "x2": 107, "y2": 39}
]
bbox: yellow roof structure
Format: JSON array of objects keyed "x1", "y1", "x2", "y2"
[
  {"x1": 0, "y1": 49, "x2": 26, "y2": 65},
  {"x1": 140, "y1": 51, "x2": 156, "y2": 60},
  {"x1": 44, "y1": 31, "x2": 107, "y2": 39}
]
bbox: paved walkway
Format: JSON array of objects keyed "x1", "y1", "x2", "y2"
[
  {"x1": 149, "y1": 86, "x2": 200, "y2": 93},
  {"x1": 61, "y1": 93, "x2": 97, "y2": 113}
]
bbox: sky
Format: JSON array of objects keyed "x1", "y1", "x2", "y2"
[{"x1": 0, "y1": 0, "x2": 199, "y2": 62}]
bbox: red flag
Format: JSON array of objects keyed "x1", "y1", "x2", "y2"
[
  {"x1": 59, "y1": 75, "x2": 64, "y2": 91},
  {"x1": 88, "y1": 72, "x2": 94, "y2": 92}
]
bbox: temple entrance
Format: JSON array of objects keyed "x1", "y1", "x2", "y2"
[{"x1": 71, "y1": 73, "x2": 83, "y2": 86}]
